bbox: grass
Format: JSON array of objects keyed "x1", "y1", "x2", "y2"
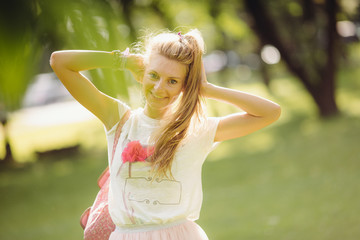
[
  {"x1": 0, "y1": 68, "x2": 360, "y2": 239},
  {"x1": 1, "y1": 114, "x2": 359, "y2": 240},
  {"x1": 0, "y1": 150, "x2": 108, "y2": 240},
  {"x1": 200, "y1": 114, "x2": 360, "y2": 240}
]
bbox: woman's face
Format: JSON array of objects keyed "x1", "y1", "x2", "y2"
[{"x1": 143, "y1": 53, "x2": 187, "y2": 119}]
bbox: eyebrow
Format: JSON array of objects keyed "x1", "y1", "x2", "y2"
[{"x1": 169, "y1": 76, "x2": 182, "y2": 80}]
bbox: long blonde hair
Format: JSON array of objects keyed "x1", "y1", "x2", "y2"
[{"x1": 142, "y1": 29, "x2": 205, "y2": 178}]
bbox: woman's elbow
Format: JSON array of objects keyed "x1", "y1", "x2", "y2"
[
  {"x1": 49, "y1": 51, "x2": 60, "y2": 69},
  {"x1": 270, "y1": 104, "x2": 281, "y2": 122},
  {"x1": 50, "y1": 51, "x2": 67, "y2": 70}
]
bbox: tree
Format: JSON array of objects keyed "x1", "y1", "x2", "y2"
[
  {"x1": 243, "y1": 0, "x2": 341, "y2": 117},
  {"x1": 0, "y1": 0, "x2": 42, "y2": 167},
  {"x1": 0, "y1": 0, "x2": 139, "y2": 166}
]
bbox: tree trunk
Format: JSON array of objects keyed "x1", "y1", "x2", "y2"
[
  {"x1": 303, "y1": 73, "x2": 339, "y2": 117},
  {"x1": 308, "y1": 0, "x2": 339, "y2": 117},
  {"x1": 243, "y1": 0, "x2": 340, "y2": 118},
  {"x1": 312, "y1": 85, "x2": 338, "y2": 117}
]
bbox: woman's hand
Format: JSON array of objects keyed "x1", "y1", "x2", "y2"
[
  {"x1": 200, "y1": 61, "x2": 212, "y2": 97},
  {"x1": 127, "y1": 54, "x2": 145, "y2": 83},
  {"x1": 199, "y1": 60, "x2": 281, "y2": 141}
]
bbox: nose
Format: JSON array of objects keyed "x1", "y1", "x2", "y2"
[{"x1": 153, "y1": 79, "x2": 166, "y2": 93}]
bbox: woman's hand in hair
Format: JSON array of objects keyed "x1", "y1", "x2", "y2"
[
  {"x1": 198, "y1": 62, "x2": 280, "y2": 142},
  {"x1": 200, "y1": 61, "x2": 212, "y2": 97},
  {"x1": 200, "y1": 62, "x2": 220, "y2": 100},
  {"x1": 127, "y1": 53, "x2": 145, "y2": 83}
]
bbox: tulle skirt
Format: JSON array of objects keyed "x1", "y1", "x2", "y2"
[{"x1": 108, "y1": 220, "x2": 209, "y2": 240}]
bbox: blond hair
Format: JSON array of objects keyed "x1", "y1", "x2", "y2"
[{"x1": 142, "y1": 29, "x2": 205, "y2": 178}]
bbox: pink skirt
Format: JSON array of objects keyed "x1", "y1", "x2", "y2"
[{"x1": 108, "y1": 220, "x2": 209, "y2": 240}]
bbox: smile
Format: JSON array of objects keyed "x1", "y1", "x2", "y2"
[{"x1": 151, "y1": 92, "x2": 167, "y2": 100}]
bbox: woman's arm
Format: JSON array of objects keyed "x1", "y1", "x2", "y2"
[
  {"x1": 201, "y1": 65, "x2": 281, "y2": 142},
  {"x1": 50, "y1": 50, "x2": 143, "y2": 130}
]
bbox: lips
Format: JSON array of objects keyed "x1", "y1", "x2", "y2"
[{"x1": 150, "y1": 92, "x2": 167, "y2": 100}]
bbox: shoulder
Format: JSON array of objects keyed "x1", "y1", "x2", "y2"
[
  {"x1": 187, "y1": 116, "x2": 220, "y2": 140},
  {"x1": 179, "y1": 116, "x2": 221, "y2": 156},
  {"x1": 104, "y1": 99, "x2": 131, "y2": 131},
  {"x1": 197, "y1": 116, "x2": 220, "y2": 132}
]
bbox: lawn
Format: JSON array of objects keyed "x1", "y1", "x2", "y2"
[
  {"x1": 0, "y1": 71, "x2": 359, "y2": 239},
  {"x1": 200, "y1": 114, "x2": 360, "y2": 240}
]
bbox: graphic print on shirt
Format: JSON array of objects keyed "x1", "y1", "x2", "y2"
[
  {"x1": 125, "y1": 176, "x2": 182, "y2": 205},
  {"x1": 119, "y1": 140, "x2": 182, "y2": 224}
]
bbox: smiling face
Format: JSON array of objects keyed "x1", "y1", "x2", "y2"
[{"x1": 143, "y1": 53, "x2": 188, "y2": 119}]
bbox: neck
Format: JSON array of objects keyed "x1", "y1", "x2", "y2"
[{"x1": 144, "y1": 104, "x2": 166, "y2": 120}]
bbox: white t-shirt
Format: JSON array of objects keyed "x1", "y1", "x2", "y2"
[{"x1": 105, "y1": 101, "x2": 220, "y2": 229}]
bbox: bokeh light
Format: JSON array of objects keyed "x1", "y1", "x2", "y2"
[{"x1": 261, "y1": 45, "x2": 281, "y2": 65}]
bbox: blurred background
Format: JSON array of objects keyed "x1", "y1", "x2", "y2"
[{"x1": 0, "y1": 0, "x2": 359, "y2": 239}]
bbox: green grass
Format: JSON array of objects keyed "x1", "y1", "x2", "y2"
[
  {"x1": 1, "y1": 114, "x2": 359, "y2": 240},
  {"x1": 0, "y1": 70, "x2": 360, "y2": 239},
  {"x1": 0, "y1": 149, "x2": 108, "y2": 240},
  {"x1": 200, "y1": 114, "x2": 360, "y2": 240}
]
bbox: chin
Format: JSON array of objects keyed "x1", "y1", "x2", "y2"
[{"x1": 146, "y1": 98, "x2": 168, "y2": 112}]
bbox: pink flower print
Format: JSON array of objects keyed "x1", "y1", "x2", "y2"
[
  {"x1": 119, "y1": 141, "x2": 154, "y2": 224},
  {"x1": 121, "y1": 141, "x2": 154, "y2": 163}
]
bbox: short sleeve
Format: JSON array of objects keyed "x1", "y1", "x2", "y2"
[
  {"x1": 205, "y1": 117, "x2": 221, "y2": 153},
  {"x1": 117, "y1": 99, "x2": 130, "y2": 120},
  {"x1": 190, "y1": 117, "x2": 220, "y2": 156}
]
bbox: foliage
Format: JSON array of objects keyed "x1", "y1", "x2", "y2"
[
  {"x1": 0, "y1": 1, "x2": 42, "y2": 112},
  {"x1": 0, "y1": 1, "x2": 43, "y2": 165},
  {"x1": 243, "y1": 0, "x2": 342, "y2": 117},
  {"x1": 1, "y1": 0, "x2": 360, "y2": 238},
  {"x1": 1, "y1": 0, "x2": 360, "y2": 114}
]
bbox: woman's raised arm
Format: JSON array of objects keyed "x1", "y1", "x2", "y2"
[
  {"x1": 50, "y1": 50, "x2": 143, "y2": 130},
  {"x1": 201, "y1": 64, "x2": 281, "y2": 142}
]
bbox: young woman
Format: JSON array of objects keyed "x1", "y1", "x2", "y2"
[{"x1": 50, "y1": 29, "x2": 281, "y2": 240}]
